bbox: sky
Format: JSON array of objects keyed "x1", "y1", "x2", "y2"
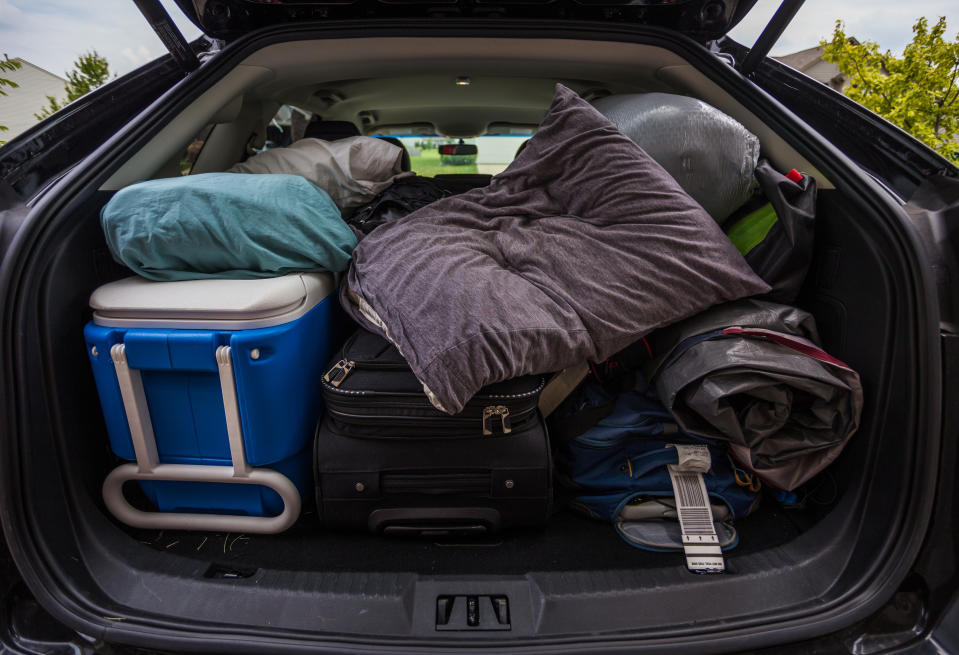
[
  {"x1": 1, "y1": 0, "x2": 958, "y2": 80},
  {"x1": 0, "y1": 0, "x2": 202, "y2": 78}
]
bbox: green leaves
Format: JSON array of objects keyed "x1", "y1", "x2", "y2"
[
  {"x1": 821, "y1": 17, "x2": 959, "y2": 160},
  {"x1": 35, "y1": 51, "x2": 113, "y2": 121}
]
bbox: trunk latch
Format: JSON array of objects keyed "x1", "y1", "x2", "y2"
[
  {"x1": 436, "y1": 595, "x2": 510, "y2": 631},
  {"x1": 323, "y1": 359, "x2": 355, "y2": 387},
  {"x1": 482, "y1": 405, "x2": 512, "y2": 435}
]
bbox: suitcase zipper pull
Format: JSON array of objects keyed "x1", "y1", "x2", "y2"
[
  {"x1": 482, "y1": 405, "x2": 512, "y2": 435},
  {"x1": 323, "y1": 359, "x2": 355, "y2": 388}
]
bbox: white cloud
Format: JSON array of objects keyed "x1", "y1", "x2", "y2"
[
  {"x1": 0, "y1": 0, "x2": 22, "y2": 24},
  {"x1": 121, "y1": 44, "x2": 155, "y2": 67}
]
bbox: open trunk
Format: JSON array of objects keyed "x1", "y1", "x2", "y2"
[{"x1": 0, "y1": 23, "x2": 940, "y2": 653}]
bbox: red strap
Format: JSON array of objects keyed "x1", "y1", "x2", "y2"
[
  {"x1": 721, "y1": 327, "x2": 851, "y2": 369},
  {"x1": 588, "y1": 361, "x2": 602, "y2": 382}
]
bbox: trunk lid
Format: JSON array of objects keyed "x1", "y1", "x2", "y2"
[{"x1": 170, "y1": 0, "x2": 759, "y2": 41}]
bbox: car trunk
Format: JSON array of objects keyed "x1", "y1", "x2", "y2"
[{"x1": 0, "y1": 25, "x2": 940, "y2": 653}]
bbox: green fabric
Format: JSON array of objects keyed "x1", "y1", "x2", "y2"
[
  {"x1": 726, "y1": 203, "x2": 778, "y2": 256},
  {"x1": 102, "y1": 173, "x2": 357, "y2": 281}
]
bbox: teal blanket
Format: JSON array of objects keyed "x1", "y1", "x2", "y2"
[{"x1": 102, "y1": 173, "x2": 357, "y2": 281}]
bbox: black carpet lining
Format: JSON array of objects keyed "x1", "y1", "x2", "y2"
[{"x1": 127, "y1": 502, "x2": 804, "y2": 575}]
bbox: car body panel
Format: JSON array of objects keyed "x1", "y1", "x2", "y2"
[{"x1": 172, "y1": 0, "x2": 759, "y2": 41}]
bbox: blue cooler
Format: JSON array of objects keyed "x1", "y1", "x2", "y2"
[{"x1": 84, "y1": 273, "x2": 340, "y2": 533}]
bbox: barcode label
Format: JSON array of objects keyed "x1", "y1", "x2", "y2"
[{"x1": 668, "y1": 466, "x2": 724, "y2": 574}]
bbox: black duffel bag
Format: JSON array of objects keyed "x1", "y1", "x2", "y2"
[
  {"x1": 347, "y1": 175, "x2": 449, "y2": 235},
  {"x1": 723, "y1": 159, "x2": 817, "y2": 303}
]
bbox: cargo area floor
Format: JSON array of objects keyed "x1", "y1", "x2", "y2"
[{"x1": 125, "y1": 501, "x2": 810, "y2": 575}]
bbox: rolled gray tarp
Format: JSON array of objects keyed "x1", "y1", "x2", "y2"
[{"x1": 646, "y1": 299, "x2": 863, "y2": 491}]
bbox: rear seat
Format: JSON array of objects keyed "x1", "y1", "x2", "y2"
[
  {"x1": 375, "y1": 136, "x2": 411, "y2": 171},
  {"x1": 301, "y1": 121, "x2": 412, "y2": 172},
  {"x1": 303, "y1": 120, "x2": 361, "y2": 141},
  {"x1": 431, "y1": 173, "x2": 493, "y2": 193}
]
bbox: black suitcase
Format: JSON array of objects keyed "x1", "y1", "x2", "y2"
[{"x1": 315, "y1": 329, "x2": 552, "y2": 535}]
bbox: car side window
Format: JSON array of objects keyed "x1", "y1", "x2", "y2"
[{"x1": 180, "y1": 125, "x2": 215, "y2": 175}]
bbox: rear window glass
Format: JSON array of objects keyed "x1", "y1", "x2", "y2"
[{"x1": 392, "y1": 136, "x2": 529, "y2": 177}]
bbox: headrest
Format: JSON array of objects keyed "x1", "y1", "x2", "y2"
[
  {"x1": 303, "y1": 120, "x2": 361, "y2": 142},
  {"x1": 376, "y1": 136, "x2": 411, "y2": 171},
  {"x1": 266, "y1": 124, "x2": 290, "y2": 148}
]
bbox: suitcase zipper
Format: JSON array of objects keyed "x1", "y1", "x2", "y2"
[
  {"x1": 323, "y1": 393, "x2": 536, "y2": 422},
  {"x1": 326, "y1": 405, "x2": 535, "y2": 436},
  {"x1": 482, "y1": 406, "x2": 511, "y2": 436},
  {"x1": 332, "y1": 332, "x2": 546, "y2": 399},
  {"x1": 323, "y1": 359, "x2": 355, "y2": 388},
  {"x1": 322, "y1": 375, "x2": 547, "y2": 401}
]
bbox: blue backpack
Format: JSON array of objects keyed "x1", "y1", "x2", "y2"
[{"x1": 555, "y1": 377, "x2": 761, "y2": 552}]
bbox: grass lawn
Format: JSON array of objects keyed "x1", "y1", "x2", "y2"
[{"x1": 408, "y1": 147, "x2": 478, "y2": 177}]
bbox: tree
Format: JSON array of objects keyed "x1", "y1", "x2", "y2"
[
  {"x1": 35, "y1": 51, "x2": 113, "y2": 120},
  {"x1": 821, "y1": 17, "x2": 959, "y2": 160},
  {"x1": 0, "y1": 57, "x2": 22, "y2": 146}
]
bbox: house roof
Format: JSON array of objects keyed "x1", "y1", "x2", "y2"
[
  {"x1": 774, "y1": 46, "x2": 825, "y2": 72},
  {"x1": 9, "y1": 57, "x2": 66, "y2": 83},
  {"x1": 773, "y1": 43, "x2": 851, "y2": 90}
]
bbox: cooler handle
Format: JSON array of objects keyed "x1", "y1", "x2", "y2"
[{"x1": 102, "y1": 344, "x2": 301, "y2": 534}]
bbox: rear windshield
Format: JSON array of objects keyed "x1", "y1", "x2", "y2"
[{"x1": 392, "y1": 136, "x2": 529, "y2": 177}]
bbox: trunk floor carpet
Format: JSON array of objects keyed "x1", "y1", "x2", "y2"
[{"x1": 127, "y1": 503, "x2": 803, "y2": 575}]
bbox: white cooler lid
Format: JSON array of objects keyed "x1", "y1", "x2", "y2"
[{"x1": 91, "y1": 273, "x2": 336, "y2": 330}]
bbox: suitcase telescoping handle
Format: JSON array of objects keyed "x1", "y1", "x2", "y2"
[{"x1": 100, "y1": 344, "x2": 301, "y2": 534}]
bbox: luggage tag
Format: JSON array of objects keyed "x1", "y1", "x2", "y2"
[{"x1": 667, "y1": 444, "x2": 725, "y2": 574}]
